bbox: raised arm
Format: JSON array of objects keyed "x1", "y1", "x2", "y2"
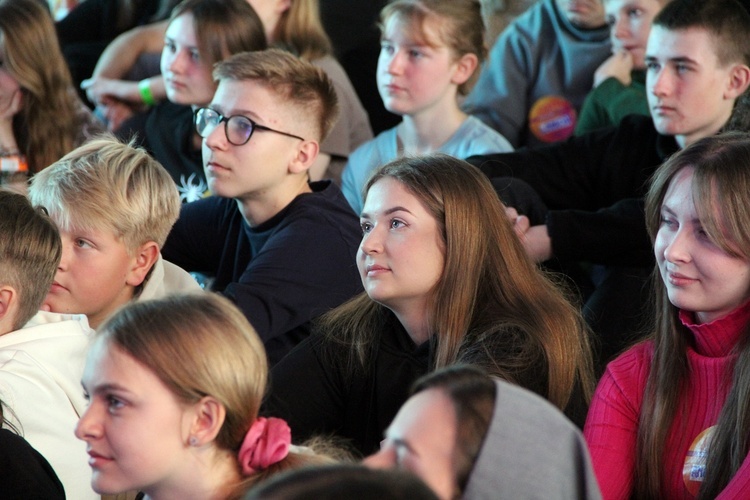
[{"x1": 82, "y1": 21, "x2": 168, "y2": 106}]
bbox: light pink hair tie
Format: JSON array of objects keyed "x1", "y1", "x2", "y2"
[{"x1": 238, "y1": 417, "x2": 291, "y2": 475}]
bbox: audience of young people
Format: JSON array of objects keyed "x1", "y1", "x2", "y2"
[
  {"x1": 5, "y1": 0, "x2": 750, "y2": 498},
  {"x1": 467, "y1": 0, "x2": 750, "y2": 372}
]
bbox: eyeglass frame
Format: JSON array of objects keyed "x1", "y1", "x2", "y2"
[{"x1": 194, "y1": 107, "x2": 305, "y2": 146}]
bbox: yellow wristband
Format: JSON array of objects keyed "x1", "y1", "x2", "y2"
[{"x1": 139, "y1": 79, "x2": 155, "y2": 106}]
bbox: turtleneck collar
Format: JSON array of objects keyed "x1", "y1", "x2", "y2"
[{"x1": 679, "y1": 300, "x2": 750, "y2": 358}]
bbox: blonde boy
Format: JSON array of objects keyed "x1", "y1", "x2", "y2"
[
  {"x1": 0, "y1": 189, "x2": 97, "y2": 499},
  {"x1": 29, "y1": 135, "x2": 202, "y2": 329}
]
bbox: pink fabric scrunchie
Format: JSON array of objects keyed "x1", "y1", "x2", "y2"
[{"x1": 238, "y1": 417, "x2": 291, "y2": 475}]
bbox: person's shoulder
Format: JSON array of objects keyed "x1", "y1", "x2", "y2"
[
  {"x1": 502, "y1": 0, "x2": 549, "y2": 40},
  {"x1": 0, "y1": 312, "x2": 92, "y2": 350},
  {"x1": 138, "y1": 256, "x2": 203, "y2": 301},
  {"x1": 605, "y1": 340, "x2": 654, "y2": 383},
  {"x1": 449, "y1": 116, "x2": 514, "y2": 154},
  {"x1": 0, "y1": 429, "x2": 65, "y2": 500},
  {"x1": 293, "y1": 181, "x2": 358, "y2": 219}
]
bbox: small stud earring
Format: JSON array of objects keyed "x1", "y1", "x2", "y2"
[{"x1": 189, "y1": 436, "x2": 198, "y2": 447}]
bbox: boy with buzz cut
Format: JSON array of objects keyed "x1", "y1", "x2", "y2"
[
  {"x1": 29, "y1": 135, "x2": 202, "y2": 330},
  {"x1": 163, "y1": 48, "x2": 363, "y2": 366},
  {"x1": 468, "y1": 0, "x2": 750, "y2": 369},
  {"x1": 0, "y1": 189, "x2": 97, "y2": 499}
]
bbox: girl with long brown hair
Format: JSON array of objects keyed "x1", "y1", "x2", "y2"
[
  {"x1": 0, "y1": 0, "x2": 103, "y2": 183},
  {"x1": 265, "y1": 153, "x2": 595, "y2": 454},
  {"x1": 585, "y1": 132, "x2": 750, "y2": 498}
]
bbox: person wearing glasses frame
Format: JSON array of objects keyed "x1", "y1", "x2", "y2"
[{"x1": 161, "y1": 48, "x2": 363, "y2": 366}]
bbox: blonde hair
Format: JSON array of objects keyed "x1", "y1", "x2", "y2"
[
  {"x1": 274, "y1": 0, "x2": 332, "y2": 61},
  {"x1": 0, "y1": 189, "x2": 61, "y2": 330},
  {"x1": 98, "y1": 294, "x2": 337, "y2": 498},
  {"x1": 322, "y1": 154, "x2": 594, "y2": 413},
  {"x1": 0, "y1": 0, "x2": 86, "y2": 173},
  {"x1": 380, "y1": 0, "x2": 487, "y2": 95},
  {"x1": 213, "y1": 48, "x2": 340, "y2": 143},
  {"x1": 28, "y1": 135, "x2": 180, "y2": 253}
]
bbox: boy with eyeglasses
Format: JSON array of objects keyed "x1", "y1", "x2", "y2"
[{"x1": 162, "y1": 48, "x2": 363, "y2": 365}]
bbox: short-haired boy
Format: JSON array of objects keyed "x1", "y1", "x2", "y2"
[
  {"x1": 162, "y1": 48, "x2": 363, "y2": 365},
  {"x1": 0, "y1": 189, "x2": 97, "y2": 499},
  {"x1": 29, "y1": 135, "x2": 202, "y2": 330}
]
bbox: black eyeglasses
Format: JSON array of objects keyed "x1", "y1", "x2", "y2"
[{"x1": 194, "y1": 107, "x2": 305, "y2": 145}]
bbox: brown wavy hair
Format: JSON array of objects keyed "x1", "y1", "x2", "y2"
[{"x1": 0, "y1": 0, "x2": 85, "y2": 173}]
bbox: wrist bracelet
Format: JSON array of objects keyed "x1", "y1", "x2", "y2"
[
  {"x1": 0, "y1": 153, "x2": 28, "y2": 174},
  {"x1": 139, "y1": 79, "x2": 155, "y2": 106}
]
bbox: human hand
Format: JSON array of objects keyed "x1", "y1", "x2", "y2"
[
  {"x1": 518, "y1": 224, "x2": 552, "y2": 263},
  {"x1": 594, "y1": 49, "x2": 633, "y2": 87},
  {"x1": 82, "y1": 77, "x2": 140, "y2": 106},
  {"x1": 505, "y1": 206, "x2": 531, "y2": 239},
  {"x1": 97, "y1": 97, "x2": 136, "y2": 132}
]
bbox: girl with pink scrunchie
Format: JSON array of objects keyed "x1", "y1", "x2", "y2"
[{"x1": 75, "y1": 294, "x2": 336, "y2": 500}]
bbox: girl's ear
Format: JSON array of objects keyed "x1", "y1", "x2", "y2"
[
  {"x1": 451, "y1": 53, "x2": 479, "y2": 86},
  {"x1": 186, "y1": 396, "x2": 226, "y2": 446}
]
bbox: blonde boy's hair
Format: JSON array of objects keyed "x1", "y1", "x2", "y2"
[
  {"x1": 28, "y1": 135, "x2": 180, "y2": 253},
  {"x1": 213, "y1": 48, "x2": 340, "y2": 143},
  {"x1": 0, "y1": 189, "x2": 61, "y2": 330}
]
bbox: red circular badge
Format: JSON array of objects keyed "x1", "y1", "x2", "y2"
[{"x1": 528, "y1": 96, "x2": 577, "y2": 143}]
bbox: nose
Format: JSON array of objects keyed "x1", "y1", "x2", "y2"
[
  {"x1": 167, "y1": 49, "x2": 190, "y2": 75},
  {"x1": 386, "y1": 50, "x2": 406, "y2": 76},
  {"x1": 612, "y1": 16, "x2": 629, "y2": 42},
  {"x1": 663, "y1": 228, "x2": 691, "y2": 264},
  {"x1": 204, "y1": 118, "x2": 227, "y2": 151},
  {"x1": 58, "y1": 240, "x2": 72, "y2": 272},
  {"x1": 74, "y1": 404, "x2": 102, "y2": 442},
  {"x1": 359, "y1": 225, "x2": 384, "y2": 255},
  {"x1": 362, "y1": 447, "x2": 395, "y2": 470},
  {"x1": 650, "y1": 67, "x2": 672, "y2": 98}
]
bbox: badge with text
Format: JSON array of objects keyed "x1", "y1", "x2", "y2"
[
  {"x1": 682, "y1": 426, "x2": 715, "y2": 496},
  {"x1": 528, "y1": 96, "x2": 576, "y2": 143}
]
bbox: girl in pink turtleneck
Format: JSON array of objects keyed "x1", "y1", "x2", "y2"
[{"x1": 585, "y1": 132, "x2": 750, "y2": 499}]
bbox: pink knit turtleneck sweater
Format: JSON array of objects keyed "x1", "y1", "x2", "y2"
[{"x1": 583, "y1": 302, "x2": 750, "y2": 499}]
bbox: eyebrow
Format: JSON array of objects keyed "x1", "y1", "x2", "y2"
[
  {"x1": 661, "y1": 204, "x2": 701, "y2": 224},
  {"x1": 83, "y1": 381, "x2": 132, "y2": 396},
  {"x1": 645, "y1": 55, "x2": 699, "y2": 66},
  {"x1": 210, "y1": 105, "x2": 265, "y2": 122},
  {"x1": 360, "y1": 206, "x2": 415, "y2": 219}
]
